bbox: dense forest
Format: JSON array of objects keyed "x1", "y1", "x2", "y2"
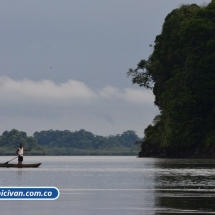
[
  {"x1": 128, "y1": 1, "x2": 215, "y2": 158},
  {"x1": 0, "y1": 129, "x2": 140, "y2": 155}
]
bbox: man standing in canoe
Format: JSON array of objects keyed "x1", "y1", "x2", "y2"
[{"x1": 16, "y1": 143, "x2": 30, "y2": 164}]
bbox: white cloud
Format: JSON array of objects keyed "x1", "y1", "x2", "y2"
[
  {"x1": 123, "y1": 88, "x2": 154, "y2": 104},
  {"x1": 0, "y1": 77, "x2": 158, "y2": 136},
  {"x1": 99, "y1": 86, "x2": 121, "y2": 98},
  {"x1": 99, "y1": 86, "x2": 154, "y2": 104},
  {"x1": 0, "y1": 77, "x2": 154, "y2": 105},
  {"x1": 0, "y1": 77, "x2": 97, "y2": 102}
]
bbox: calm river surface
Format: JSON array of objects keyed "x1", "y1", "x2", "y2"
[{"x1": 0, "y1": 156, "x2": 215, "y2": 215}]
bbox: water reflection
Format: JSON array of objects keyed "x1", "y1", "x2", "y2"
[
  {"x1": 17, "y1": 170, "x2": 22, "y2": 176},
  {"x1": 154, "y1": 159, "x2": 215, "y2": 214},
  {"x1": 0, "y1": 156, "x2": 215, "y2": 214}
]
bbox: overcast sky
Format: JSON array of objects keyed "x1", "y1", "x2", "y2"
[{"x1": 0, "y1": 0, "x2": 210, "y2": 137}]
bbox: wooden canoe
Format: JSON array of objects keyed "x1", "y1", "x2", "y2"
[{"x1": 0, "y1": 163, "x2": 41, "y2": 168}]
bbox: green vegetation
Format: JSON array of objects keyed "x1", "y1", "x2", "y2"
[
  {"x1": 128, "y1": 1, "x2": 215, "y2": 157},
  {"x1": 0, "y1": 129, "x2": 45, "y2": 155},
  {"x1": 0, "y1": 129, "x2": 140, "y2": 155},
  {"x1": 33, "y1": 129, "x2": 140, "y2": 155}
]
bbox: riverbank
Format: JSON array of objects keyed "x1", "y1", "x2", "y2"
[
  {"x1": 0, "y1": 146, "x2": 139, "y2": 156},
  {"x1": 138, "y1": 142, "x2": 215, "y2": 158}
]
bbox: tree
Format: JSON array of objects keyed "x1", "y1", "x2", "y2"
[
  {"x1": 0, "y1": 129, "x2": 43, "y2": 154},
  {"x1": 128, "y1": 1, "x2": 215, "y2": 153}
]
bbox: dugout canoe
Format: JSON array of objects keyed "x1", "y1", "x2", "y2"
[{"x1": 0, "y1": 163, "x2": 41, "y2": 168}]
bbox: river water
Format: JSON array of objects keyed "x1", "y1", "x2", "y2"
[{"x1": 0, "y1": 156, "x2": 215, "y2": 215}]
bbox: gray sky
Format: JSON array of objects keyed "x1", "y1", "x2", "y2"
[{"x1": 0, "y1": 0, "x2": 210, "y2": 137}]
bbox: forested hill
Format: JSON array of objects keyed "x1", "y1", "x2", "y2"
[
  {"x1": 128, "y1": 1, "x2": 215, "y2": 158},
  {"x1": 0, "y1": 129, "x2": 140, "y2": 155}
]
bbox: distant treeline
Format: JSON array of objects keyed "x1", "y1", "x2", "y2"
[{"x1": 0, "y1": 129, "x2": 141, "y2": 155}]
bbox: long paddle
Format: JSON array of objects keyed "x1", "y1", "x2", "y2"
[
  {"x1": 3, "y1": 155, "x2": 20, "y2": 164},
  {"x1": 4, "y1": 151, "x2": 30, "y2": 164}
]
